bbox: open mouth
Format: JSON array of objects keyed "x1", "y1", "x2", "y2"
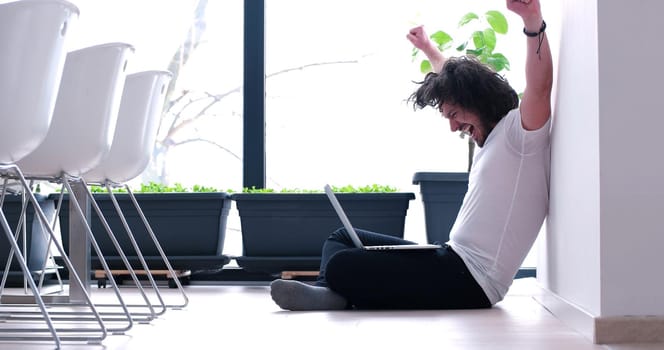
[{"x1": 459, "y1": 124, "x2": 473, "y2": 139}]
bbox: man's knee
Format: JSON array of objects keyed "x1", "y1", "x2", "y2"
[
  {"x1": 329, "y1": 227, "x2": 351, "y2": 242},
  {"x1": 325, "y1": 249, "x2": 362, "y2": 288}
]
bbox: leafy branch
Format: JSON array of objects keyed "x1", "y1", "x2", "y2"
[{"x1": 412, "y1": 10, "x2": 510, "y2": 74}]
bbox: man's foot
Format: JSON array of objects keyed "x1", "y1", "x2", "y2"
[{"x1": 270, "y1": 279, "x2": 348, "y2": 311}]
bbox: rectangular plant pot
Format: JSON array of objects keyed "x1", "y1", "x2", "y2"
[
  {"x1": 412, "y1": 172, "x2": 468, "y2": 244},
  {"x1": 231, "y1": 192, "x2": 415, "y2": 274},
  {"x1": 52, "y1": 192, "x2": 232, "y2": 271},
  {"x1": 0, "y1": 193, "x2": 54, "y2": 281}
]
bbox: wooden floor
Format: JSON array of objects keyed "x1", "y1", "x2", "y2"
[{"x1": 0, "y1": 278, "x2": 661, "y2": 349}]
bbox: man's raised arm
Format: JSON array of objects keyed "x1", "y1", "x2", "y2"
[{"x1": 507, "y1": 0, "x2": 553, "y2": 131}]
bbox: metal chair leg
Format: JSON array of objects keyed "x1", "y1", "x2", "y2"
[
  {"x1": 0, "y1": 165, "x2": 108, "y2": 345},
  {"x1": 125, "y1": 184, "x2": 189, "y2": 309}
]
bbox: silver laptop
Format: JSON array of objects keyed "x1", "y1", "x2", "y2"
[{"x1": 324, "y1": 184, "x2": 441, "y2": 251}]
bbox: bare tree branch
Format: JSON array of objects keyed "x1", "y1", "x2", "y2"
[
  {"x1": 164, "y1": 59, "x2": 360, "y2": 140},
  {"x1": 266, "y1": 59, "x2": 359, "y2": 78},
  {"x1": 169, "y1": 137, "x2": 241, "y2": 161},
  {"x1": 160, "y1": 59, "x2": 362, "y2": 157},
  {"x1": 146, "y1": 0, "x2": 367, "y2": 185},
  {"x1": 163, "y1": 0, "x2": 208, "y2": 110}
]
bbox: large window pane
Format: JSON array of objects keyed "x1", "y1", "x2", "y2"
[
  {"x1": 69, "y1": 0, "x2": 245, "y2": 192},
  {"x1": 66, "y1": 0, "x2": 538, "y2": 266},
  {"x1": 264, "y1": 0, "x2": 529, "y2": 249},
  {"x1": 147, "y1": 1, "x2": 245, "y2": 191},
  {"x1": 265, "y1": 1, "x2": 465, "y2": 194},
  {"x1": 66, "y1": 1, "x2": 245, "y2": 256}
]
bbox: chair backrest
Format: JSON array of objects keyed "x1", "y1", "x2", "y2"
[
  {"x1": 83, "y1": 70, "x2": 172, "y2": 184},
  {"x1": 0, "y1": 0, "x2": 79, "y2": 164},
  {"x1": 17, "y1": 42, "x2": 135, "y2": 178}
]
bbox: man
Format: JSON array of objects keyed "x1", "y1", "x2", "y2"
[{"x1": 270, "y1": 0, "x2": 552, "y2": 310}]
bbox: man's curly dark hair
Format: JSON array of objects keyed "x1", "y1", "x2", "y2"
[{"x1": 408, "y1": 56, "x2": 518, "y2": 126}]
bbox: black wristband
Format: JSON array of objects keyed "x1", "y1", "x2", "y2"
[{"x1": 523, "y1": 20, "x2": 546, "y2": 37}]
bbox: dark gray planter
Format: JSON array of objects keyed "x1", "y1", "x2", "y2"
[
  {"x1": 231, "y1": 192, "x2": 415, "y2": 274},
  {"x1": 412, "y1": 172, "x2": 468, "y2": 244},
  {"x1": 52, "y1": 192, "x2": 232, "y2": 271},
  {"x1": 0, "y1": 194, "x2": 53, "y2": 279}
]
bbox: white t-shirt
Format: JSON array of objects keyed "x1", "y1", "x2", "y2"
[{"x1": 448, "y1": 108, "x2": 551, "y2": 305}]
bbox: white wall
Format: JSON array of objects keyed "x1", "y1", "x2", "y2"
[
  {"x1": 540, "y1": 0, "x2": 601, "y2": 316},
  {"x1": 597, "y1": 0, "x2": 664, "y2": 317},
  {"x1": 542, "y1": 0, "x2": 664, "y2": 320}
]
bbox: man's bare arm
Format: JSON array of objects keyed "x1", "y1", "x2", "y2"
[{"x1": 507, "y1": 0, "x2": 553, "y2": 131}]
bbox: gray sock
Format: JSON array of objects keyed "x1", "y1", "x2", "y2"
[{"x1": 270, "y1": 279, "x2": 348, "y2": 311}]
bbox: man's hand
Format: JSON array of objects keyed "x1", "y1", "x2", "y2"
[
  {"x1": 506, "y1": 0, "x2": 543, "y2": 32},
  {"x1": 407, "y1": 26, "x2": 433, "y2": 51},
  {"x1": 407, "y1": 25, "x2": 446, "y2": 73}
]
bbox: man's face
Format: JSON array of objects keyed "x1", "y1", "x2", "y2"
[{"x1": 439, "y1": 102, "x2": 491, "y2": 147}]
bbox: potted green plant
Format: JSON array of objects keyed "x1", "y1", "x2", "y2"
[
  {"x1": 410, "y1": 10, "x2": 511, "y2": 244},
  {"x1": 231, "y1": 185, "x2": 415, "y2": 275},
  {"x1": 51, "y1": 182, "x2": 232, "y2": 274},
  {"x1": 0, "y1": 193, "x2": 55, "y2": 285}
]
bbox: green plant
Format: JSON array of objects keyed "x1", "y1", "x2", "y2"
[
  {"x1": 411, "y1": 10, "x2": 512, "y2": 171},
  {"x1": 412, "y1": 10, "x2": 510, "y2": 74},
  {"x1": 242, "y1": 184, "x2": 398, "y2": 194},
  {"x1": 87, "y1": 181, "x2": 225, "y2": 193},
  {"x1": 88, "y1": 186, "x2": 127, "y2": 193},
  {"x1": 331, "y1": 184, "x2": 398, "y2": 193}
]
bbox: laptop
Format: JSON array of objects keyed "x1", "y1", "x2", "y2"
[{"x1": 324, "y1": 184, "x2": 442, "y2": 251}]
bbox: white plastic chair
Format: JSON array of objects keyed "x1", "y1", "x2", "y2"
[
  {"x1": 0, "y1": 0, "x2": 86, "y2": 347},
  {"x1": 12, "y1": 42, "x2": 138, "y2": 336},
  {"x1": 0, "y1": 0, "x2": 76, "y2": 164},
  {"x1": 84, "y1": 71, "x2": 173, "y2": 186},
  {"x1": 82, "y1": 70, "x2": 190, "y2": 314},
  {"x1": 16, "y1": 42, "x2": 133, "y2": 178}
]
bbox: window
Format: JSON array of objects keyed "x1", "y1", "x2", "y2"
[
  {"x1": 69, "y1": 0, "x2": 245, "y2": 192},
  {"x1": 68, "y1": 0, "x2": 536, "y2": 266}
]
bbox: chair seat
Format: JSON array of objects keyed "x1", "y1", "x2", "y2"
[
  {"x1": 0, "y1": 0, "x2": 78, "y2": 164},
  {"x1": 16, "y1": 42, "x2": 134, "y2": 177},
  {"x1": 83, "y1": 70, "x2": 172, "y2": 184}
]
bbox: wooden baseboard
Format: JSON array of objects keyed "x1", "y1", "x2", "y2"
[
  {"x1": 595, "y1": 316, "x2": 664, "y2": 344},
  {"x1": 94, "y1": 269, "x2": 191, "y2": 279},
  {"x1": 533, "y1": 284, "x2": 664, "y2": 344},
  {"x1": 280, "y1": 271, "x2": 319, "y2": 279}
]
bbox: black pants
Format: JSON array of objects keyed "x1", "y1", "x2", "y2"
[{"x1": 316, "y1": 227, "x2": 491, "y2": 310}]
